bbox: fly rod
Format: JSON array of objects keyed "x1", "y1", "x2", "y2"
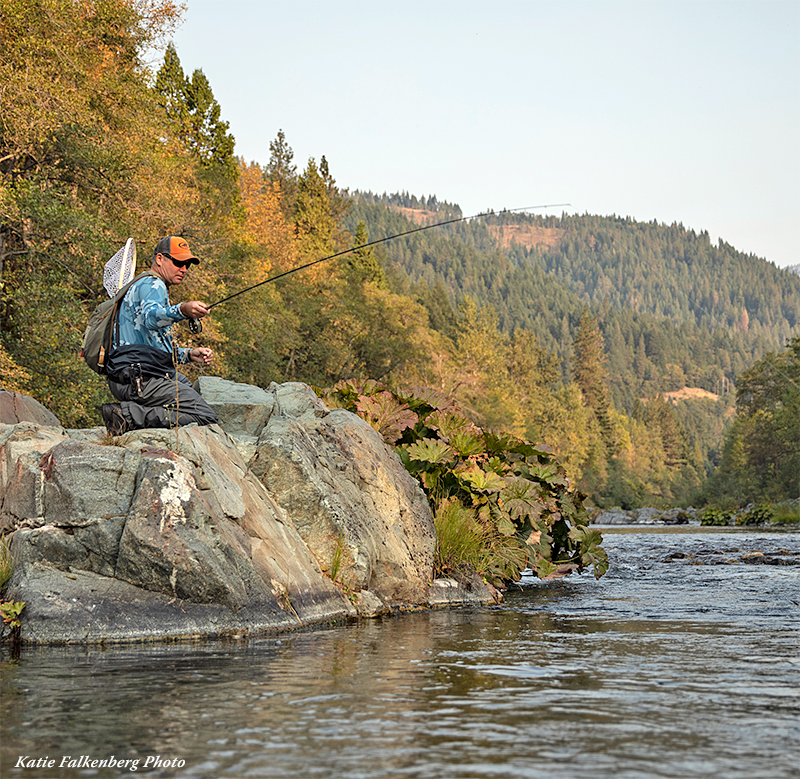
[{"x1": 188, "y1": 203, "x2": 570, "y2": 332}]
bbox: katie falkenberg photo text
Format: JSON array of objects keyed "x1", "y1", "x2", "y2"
[{"x1": 15, "y1": 755, "x2": 185, "y2": 771}]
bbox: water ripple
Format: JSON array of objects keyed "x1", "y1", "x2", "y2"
[{"x1": 1, "y1": 529, "x2": 799, "y2": 779}]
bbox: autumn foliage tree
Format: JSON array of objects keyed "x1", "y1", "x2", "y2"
[{"x1": 0, "y1": 0, "x2": 189, "y2": 424}]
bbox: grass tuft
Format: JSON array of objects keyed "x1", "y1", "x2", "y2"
[
  {"x1": 329, "y1": 530, "x2": 346, "y2": 584},
  {"x1": 0, "y1": 535, "x2": 15, "y2": 592},
  {"x1": 434, "y1": 499, "x2": 526, "y2": 584}
]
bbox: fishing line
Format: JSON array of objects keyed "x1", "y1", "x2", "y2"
[
  {"x1": 185, "y1": 202, "x2": 569, "y2": 334},
  {"x1": 207, "y1": 203, "x2": 571, "y2": 312}
]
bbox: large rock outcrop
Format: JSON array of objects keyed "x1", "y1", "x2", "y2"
[
  {"x1": 245, "y1": 382, "x2": 436, "y2": 604},
  {"x1": 1, "y1": 381, "x2": 495, "y2": 644}
]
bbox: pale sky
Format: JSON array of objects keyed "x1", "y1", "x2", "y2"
[{"x1": 166, "y1": 0, "x2": 800, "y2": 268}]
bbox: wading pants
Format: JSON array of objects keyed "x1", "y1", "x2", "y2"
[{"x1": 108, "y1": 372, "x2": 218, "y2": 430}]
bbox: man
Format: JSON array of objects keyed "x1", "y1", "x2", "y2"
[{"x1": 101, "y1": 236, "x2": 218, "y2": 435}]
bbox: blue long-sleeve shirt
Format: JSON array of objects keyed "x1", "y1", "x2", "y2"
[{"x1": 112, "y1": 275, "x2": 190, "y2": 364}]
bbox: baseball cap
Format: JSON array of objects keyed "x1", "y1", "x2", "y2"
[{"x1": 154, "y1": 236, "x2": 200, "y2": 265}]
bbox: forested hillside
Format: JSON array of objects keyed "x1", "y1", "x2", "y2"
[
  {"x1": 346, "y1": 194, "x2": 799, "y2": 506},
  {"x1": 2, "y1": 0, "x2": 796, "y2": 513},
  {"x1": 348, "y1": 193, "x2": 799, "y2": 407}
]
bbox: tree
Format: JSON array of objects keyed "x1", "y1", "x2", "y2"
[
  {"x1": 216, "y1": 160, "x2": 297, "y2": 387},
  {"x1": 572, "y1": 311, "x2": 616, "y2": 452},
  {"x1": 266, "y1": 129, "x2": 298, "y2": 217},
  {"x1": 0, "y1": 0, "x2": 190, "y2": 425},
  {"x1": 645, "y1": 395, "x2": 688, "y2": 468},
  {"x1": 701, "y1": 337, "x2": 800, "y2": 505},
  {"x1": 153, "y1": 42, "x2": 190, "y2": 135},
  {"x1": 345, "y1": 222, "x2": 387, "y2": 289},
  {"x1": 293, "y1": 158, "x2": 336, "y2": 258},
  {"x1": 418, "y1": 278, "x2": 458, "y2": 341},
  {"x1": 154, "y1": 43, "x2": 236, "y2": 174},
  {"x1": 184, "y1": 69, "x2": 236, "y2": 173},
  {"x1": 704, "y1": 337, "x2": 800, "y2": 505}
]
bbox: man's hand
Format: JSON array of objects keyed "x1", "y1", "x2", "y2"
[
  {"x1": 180, "y1": 301, "x2": 210, "y2": 319},
  {"x1": 189, "y1": 347, "x2": 214, "y2": 366}
]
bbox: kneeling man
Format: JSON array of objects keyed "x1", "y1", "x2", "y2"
[{"x1": 101, "y1": 236, "x2": 218, "y2": 434}]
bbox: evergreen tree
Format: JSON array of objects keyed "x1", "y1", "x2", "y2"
[
  {"x1": 346, "y1": 222, "x2": 387, "y2": 289},
  {"x1": 418, "y1": 278, "x2": 458, "y2": 341},
  {"x1": 154, "y1": 42, "x2": 189, "y2": 135},
  {"x1": 572, "y1": 311, "x2": 616, "y2": 451},
  {"x1": 184, "y1": 69, "x2": 236, "y2": 173},
  {"x1": 266, "y1": 129, "x2": 298, "y2": 217},
  {"x1": 293, "y1": 158, "x2": 337, "y2": 260},
  {"x1": 154, "y1": 44, "x2": 236, "y2": 174}
]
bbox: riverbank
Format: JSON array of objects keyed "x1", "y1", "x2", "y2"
[{"x1": 592, "y1": 500, "x2": 800, "y2": 527}]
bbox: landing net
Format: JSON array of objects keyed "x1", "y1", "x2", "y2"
[{"x1": 103, "y1": 238, "x2": 136, "y2": 298}]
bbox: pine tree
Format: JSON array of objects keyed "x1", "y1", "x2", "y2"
[
  {"x1": 293, "y1": 158, "x2": 337, "y2": 260},
  {"x1": 154, "y1": 43, "x2": 190, "y2": 135},
  {"x1": 184, "y1": 69, "x2": 236, "y2": 173},
  {"x1": 266, "y1": 129, "x2": 298, "y2": 216},
  {"x1": 154, "y1": 44, "x2": 235, "y2": 174},
  {"x1": 572, "y1": 311, "x2": 616, "y2": 452},
  {"x1": 344, "y1": 222, "x2": 387, "y2": 288}
]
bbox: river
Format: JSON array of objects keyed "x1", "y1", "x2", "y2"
[{"x1": 1, "y1": 527, "x2": 798, "y2": 779}]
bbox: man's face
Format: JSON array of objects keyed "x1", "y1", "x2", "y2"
[{"x1": 154, "y1": 253, "x2": 191, "y2": 286}]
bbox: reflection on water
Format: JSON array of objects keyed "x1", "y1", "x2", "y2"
[{"x1": 2, "y1": 530, "x2": 799, "y2": 779}]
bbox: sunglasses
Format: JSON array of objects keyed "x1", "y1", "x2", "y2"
[{"x1": 164, "y1": 253, "x2": 194, "y2": 269}]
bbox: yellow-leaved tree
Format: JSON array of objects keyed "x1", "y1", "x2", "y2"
[{"x1": 0, "y1": 0, "x2": 219, "y2": 425}]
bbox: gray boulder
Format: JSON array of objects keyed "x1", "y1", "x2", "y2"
[
  {"x1": 592, "y1": 506, "x2": 699, "y2": 525},
  {"x1": 1, "y1": 380, "x2": 496, "y2": 645},
  {"x1": 194, "y1": 376, "x2": 274, "y2": 463},
  {"x1": 248, "y1": 383, "x2": 437, "y2": 605},
  {"x1": 0, "y1": 390, "x2": 61, "y2": 426},
  {"x1": 592, "y1": 508, "x2": 636, "y2": 525},
  {"x1": 0, "y1": 422, "x2": 69, "y2": 534},
  {"x1": 4, "y1": 424, "x2": 354, "y2": 642}
]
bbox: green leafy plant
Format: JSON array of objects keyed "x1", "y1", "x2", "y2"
[
  {"x1": 736, "y1": 503, "x2": 774, "y2": 526},
  {"x1": 0, "y1": 601, "x2": 25, "y2": 630},
  {"x1": 319, "y1": 380, "x2": 608, "y2": 583},
  {"x1": 700, "y1": 507, "x2": 733, "y2": 526}
]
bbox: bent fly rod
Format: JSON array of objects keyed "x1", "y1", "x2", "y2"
[{"x1": 188, "y1": 203, "x2": 570, "y2": 333}]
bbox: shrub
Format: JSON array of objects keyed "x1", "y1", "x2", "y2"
[
  {"x1": 700, "y1": 508, "x2": 733, "y2": 526},
  {"x1": 319, "y1": 380, "x2": 608, "y2": 583},
  {"x1": 735, "y1": 503, "x2": 774, "y2": 526}
]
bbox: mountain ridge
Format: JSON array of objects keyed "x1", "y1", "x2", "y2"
[{"x1": 346, "y1": 192, "x2": 799, "y2": 417}]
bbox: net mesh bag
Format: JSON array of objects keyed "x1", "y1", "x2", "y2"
[{"x1": 103, "y1": 238, "x2": 137, "y2": 298}]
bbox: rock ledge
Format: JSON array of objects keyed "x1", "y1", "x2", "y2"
[{"x1": 0, "y1": 383, "x2": 498, "y2": 644}]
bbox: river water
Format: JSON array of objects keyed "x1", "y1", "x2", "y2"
[{"x1": 2, "y1": 527, "x2": 799, "y2": 779}]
